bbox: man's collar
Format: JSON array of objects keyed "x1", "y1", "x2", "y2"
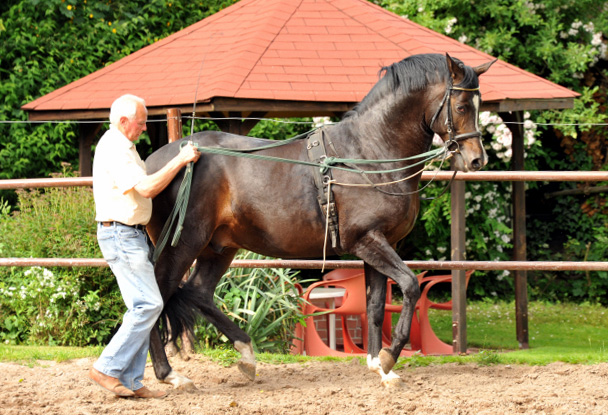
[{"x1": 109, "y1": 125, "x2": 135, "y2": 149}]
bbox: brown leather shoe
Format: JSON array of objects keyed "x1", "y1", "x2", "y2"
[
  {"x1": 88, "y1": 367, "x2": 135, "y2": 397},
  {"x1": 133, "y1": 386, "x2": 167, "y2": 399}
]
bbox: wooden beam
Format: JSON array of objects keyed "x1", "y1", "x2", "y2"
[
  {"x1": 450, "y1": 159, "x2": 467, "y2": 354},
  {"x1": 482, "y1": 98, "x2": 575, "y2": 112},
  {"x1": 25, "y1": 97, "x2": 575, "y2": 121},
  {"x1": 167, "y1": 108, "x2": 183, "y2": 143},
  {"x1": 500, "y1": 111, "x2": 529, "y2": 349}
]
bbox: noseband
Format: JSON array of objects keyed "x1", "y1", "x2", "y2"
[{"x1": 429, "y1": 78, "x2": 481, "y2": 153}]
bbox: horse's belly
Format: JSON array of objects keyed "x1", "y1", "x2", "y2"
[{"x1": 211, "y1": 215, "x2": 328, "y2": 259}]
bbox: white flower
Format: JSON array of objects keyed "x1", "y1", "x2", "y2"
[{"x1": 445, "y1": 17, "x2": 457, "y2": 34}]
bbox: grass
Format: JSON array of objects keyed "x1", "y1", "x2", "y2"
[
  {"x1": 1, "y1": 301, "x2": 607, "y2": 367},
  {"x1": 0, "y1": 344, "x2": 103, "y2": 365},
  {"x1": 421, "y1": 300, "x2": 608, "y2": 366}
]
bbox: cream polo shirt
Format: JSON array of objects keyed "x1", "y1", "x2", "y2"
[{"x1": 93, "y1": 125, "x2": 152, "y2": 225}]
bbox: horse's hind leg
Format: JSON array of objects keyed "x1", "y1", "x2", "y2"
[
  {"x1": 148, "y1": 245, "x2": 201, "y2": 390},
  {"x1": 188, "y1": 249, "x2": 257, "y2": 380}
]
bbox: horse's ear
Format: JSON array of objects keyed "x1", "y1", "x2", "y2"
[
  {"x1": 473, "y1": 59, "x2": 497, "y2": 76},
  {"x1": 445, "y1": 53, "x2": 466, "y2": 84}
]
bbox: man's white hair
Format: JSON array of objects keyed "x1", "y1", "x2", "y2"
[{"x1": 109, "y1": 94, "x2": 147, "y2": 127}]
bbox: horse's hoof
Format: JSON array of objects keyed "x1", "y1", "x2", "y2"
[
  {"x1": 162, "y1": 370, "x2": 197, "y2": 390},
  {"x1": 382, "y1": 376, "x2": 405, "y2": 389},
  {"x1": 238, "y1": 360, "x2": 257, "y2": 381},
  {"x1": 175, "y1": 380, "x2": 197, "y2": 391},
  {"x1": 379, "y1": 348, "x2": 396, "y2": 374}
]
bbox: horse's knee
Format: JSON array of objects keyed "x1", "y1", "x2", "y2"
[{"x1": 400, "y1": 277, "x2": 420, "y2": 304}]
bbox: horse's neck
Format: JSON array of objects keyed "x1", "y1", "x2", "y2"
[{"x1": 334, "y1": 98, "x2": 433, "y2": 161}]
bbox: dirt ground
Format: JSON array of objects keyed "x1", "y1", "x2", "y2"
[{"x1": 2, "y1": 354, "x2": 608, "y2": 415}]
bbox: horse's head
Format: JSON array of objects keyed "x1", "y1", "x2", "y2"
[{"x1": 430, "y1": 54, "x2": 496, "y2": 172}]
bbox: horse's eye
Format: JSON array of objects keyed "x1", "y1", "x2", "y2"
[{"x1": 456, "y1": 105, "x2": 466, "y2": 114}]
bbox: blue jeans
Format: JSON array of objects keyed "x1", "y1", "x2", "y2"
[{"x1": 94, "y1": 222, "x2": 163, "y2": 391}]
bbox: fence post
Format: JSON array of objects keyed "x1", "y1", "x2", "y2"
[
  {"x1": 78, "y1": 122, "x2": 102, "y2": 176},
  {"x1": 167, "y1": 108, "x2": 182, "y2": 143},
  {"x1": 451, "y1": 160, "x2": 467, "y2": 354}
]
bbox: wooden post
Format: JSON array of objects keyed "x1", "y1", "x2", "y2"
[
  {"x1": 450, "y1": 160, "x2": 467, "y2": 354},
  {"x1": 500, "y1": 111, "x2": 529, "y2": 349},
  {"x1": 167, "y1": 108, "x2": 182, "y2": 143},
  {"x1": 78, "y1": 122, "x2": 102, "y2": 177}
]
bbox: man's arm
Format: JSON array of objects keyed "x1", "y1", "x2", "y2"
[{"x1": 133, "y1": 143, "x2": 201, "y2": 199}]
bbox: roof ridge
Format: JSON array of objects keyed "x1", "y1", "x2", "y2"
[
  {"x1": 231, "y1": 0, "x2": 304, "y2": 97},
  {"x1": 333, "y1": 0, "x2": 428, "y2": 59}
]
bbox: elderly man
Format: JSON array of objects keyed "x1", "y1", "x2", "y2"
[{"x1": 89, "y1": 94, "x2": 200, "y2": 399}]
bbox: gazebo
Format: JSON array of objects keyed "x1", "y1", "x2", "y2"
[{"x1": 22, "y1": 0, "x2": 579, "y2": 351}]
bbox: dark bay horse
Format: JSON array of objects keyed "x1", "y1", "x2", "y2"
[{"x1": 145, "y1": 53, "x2": 495, "y2": 388}]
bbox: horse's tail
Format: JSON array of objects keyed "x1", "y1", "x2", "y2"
[{"x1": 158, "y1": 284, "x2": 204, "y2": 349}]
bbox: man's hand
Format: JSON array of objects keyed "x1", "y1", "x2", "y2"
[
  {"x1": 178, "y1": 142, "x2": 201, "y2": 165},
  {"x1": 134, "y1": 142, "x2": 202, "y2": 199}
]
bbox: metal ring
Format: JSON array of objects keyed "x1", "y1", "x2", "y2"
[{"x1": 446, "y1": 140, "x2": 460, "y2": 154}]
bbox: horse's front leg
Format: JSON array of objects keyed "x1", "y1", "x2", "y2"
[{"x1": 352, "y1": 231, "x2": 420, "y2": 387}]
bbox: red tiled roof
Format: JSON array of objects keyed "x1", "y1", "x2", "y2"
[{"x1": 23, "y1": 0, "x2": 578, "y2": 115}]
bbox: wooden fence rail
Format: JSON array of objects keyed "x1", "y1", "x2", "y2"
[{"x1": 1, "y1": 170, "x2": 607, "y2": 354}]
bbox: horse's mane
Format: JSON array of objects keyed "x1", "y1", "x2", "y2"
[{"x1": 344, "y1": 53, "x2": 479, "y2": 118}]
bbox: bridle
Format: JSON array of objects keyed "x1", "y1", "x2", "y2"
[{"x1": 428, "y1": 77, "x2": 481, "y2": 154}]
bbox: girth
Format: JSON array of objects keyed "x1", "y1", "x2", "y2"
[{"x1": 306, "y1": 129, "x2": 340, "y2": 251}]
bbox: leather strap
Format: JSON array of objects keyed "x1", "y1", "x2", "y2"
[{"x1": 307, "y1": 129, "x2": 341, "y2": 251}]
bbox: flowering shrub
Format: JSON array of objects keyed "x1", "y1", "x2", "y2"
[
  {"x1": 0, "y1": 167, "x2": 124, "y2": 345},
  {"x1": 0, "y1": 266, "x2": 116, "y2": 345}
]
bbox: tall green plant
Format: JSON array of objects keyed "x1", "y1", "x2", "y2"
[{"x1": 194, "y1": 251, "x2": 306, "y2": 354}]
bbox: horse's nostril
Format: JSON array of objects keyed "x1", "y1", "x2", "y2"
[{"x1": 471, "y1": 159, "x2": 482, "y2": 171}]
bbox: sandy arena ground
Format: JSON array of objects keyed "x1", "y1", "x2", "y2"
[{"x1": 2, "y1": 354, "x2": 608, "y2": 415}]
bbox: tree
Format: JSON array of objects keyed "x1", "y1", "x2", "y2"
[{"x1": 0, "y1": 0, "x2": 237, "y2": 189}]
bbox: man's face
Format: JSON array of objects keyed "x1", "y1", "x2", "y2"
[{"x1": 120, "y1": 104, "x2": 148, "y2": 142}]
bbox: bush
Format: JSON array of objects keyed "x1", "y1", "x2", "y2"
[
  {"x1": 0, "y1": 266, "x2": 121, "y2": 346},
  {"x1": 0, "y1": 167, "x2": 308, "y2": 349},
  {"x1": 382, "y1": 0, "x2": 608, "y2": 305},
  {"x1": 0, "y1": 167, "x2": 124, "y2": 346}
]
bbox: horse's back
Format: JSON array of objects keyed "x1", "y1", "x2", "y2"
[{"x1": 145, "y1": 131, "x2": 275, "y2": 173}]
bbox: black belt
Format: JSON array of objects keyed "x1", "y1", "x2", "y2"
[{"x1": 100, "y1": 221, "x2": 146, "y2": 231}]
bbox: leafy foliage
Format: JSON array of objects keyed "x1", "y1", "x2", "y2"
[
  {"x1": 383, "y1": 0, "x2": 608, "y2": 304},
  {"x1": 0, "y1": 167, "x2": 122, "y2": 345},
  {"x1": 0, "y1": 0, "x2": 237, "y2": 195}
]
